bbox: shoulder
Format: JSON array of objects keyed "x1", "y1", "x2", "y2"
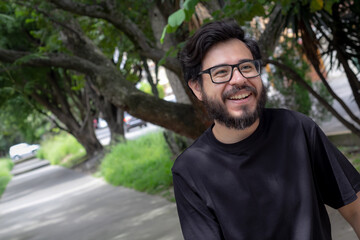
[
  {"x1": 265, "y1": 108, "x2": 316, "y2": 128},
  {"x1": 172, "y1": 129, "x2": 212, "y2": 174},
  {"x1": 264, "y1": 108, "x2": 325, "y2": 147}
]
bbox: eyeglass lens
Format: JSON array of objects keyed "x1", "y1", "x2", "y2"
[{"x1": 210, "y1": 61, "x2": 260, "y2": 83}]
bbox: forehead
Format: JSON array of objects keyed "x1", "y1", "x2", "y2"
[{"x1": 202, "y1": 38, "x2": 253, "y2": 69}]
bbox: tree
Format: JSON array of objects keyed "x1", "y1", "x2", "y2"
[
  {"x1": 0, "y1": 0, "x2": 209, "y2": 141},
  {"x1": 267, "y1": 0, "x2": 360, "y2": 136},
  {"x1": 0, "y1": 6, "x2": 107, "y2": 169},
  {"x1": 162, "y1": 0, "x2": 360, "y2": 137},
  {"x1": 1, "y1": 0, "x2": 359, "y2": 160},
  {"x1": 0, "y1": 89, "x2": 50, "y2": 156},
  {"x1": 1, "y1": 66, "x2": 105, "y2": 167}
]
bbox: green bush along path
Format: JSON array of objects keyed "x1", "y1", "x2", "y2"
[{"x1": 0, "y1": 158, "x2": 13, "y2": 198}]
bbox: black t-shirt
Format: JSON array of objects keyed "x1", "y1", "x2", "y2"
[{"x1": 172, "y1": 108, "x2": 360, "y2": 240}]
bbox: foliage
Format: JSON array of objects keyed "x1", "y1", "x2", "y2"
[
  {"x1": 0, "y1": 0, "x2": 358, "y2": 142},
  {"x1": 138, "y1": 81, "x2": 165, "y2": 99},
  {"x1": 215, "y1": 0, "x2": 266, "y2": 25},
  {"x1": 0, "y1": 3, "x2": 54, "y2": 153},
  {"x1": 0, "y1": 91, "x2": 51, "y2": 156},
  {"x1": 160, "y1": 0, "x2": 199, "y2": 43},
  {"x1": 266, "y1": 35, "x2": 331, "y2": 121},
  {"x1": 37, "y1": 132, "x2": 86, "y2": 167},
  {"x1": 0, "y1": 2, "x2": 104, "y2": 159},
  {"x1": 0, "y1": 157, "x2": 13, "y2": 198},
  {"x1": 100, "y1": 132, "x2": 174, "y2": 196}
]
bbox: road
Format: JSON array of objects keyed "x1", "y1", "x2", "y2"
[
  {"x1": 0, "y1": 165, "x2": 182, "y2": 240},
  {"x1": 96, "y1": 123, "x2": 161, "y2": 145},
  {"x1": 1, "y1": 163, "x2": 357, "y2": 240}
]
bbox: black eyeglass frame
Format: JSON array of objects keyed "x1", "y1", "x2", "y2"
[{"x1": 198, "y1": 59, "x2": 262, "y2": 84}]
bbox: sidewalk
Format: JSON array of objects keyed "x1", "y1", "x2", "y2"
[
  {"x1": 0, "y1": 165, "x2": 182, "y2": 240},
  {"x1": 0, "y1": 164, "x2": 357, "y2": 240}
]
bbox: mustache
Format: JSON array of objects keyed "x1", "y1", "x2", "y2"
[{"x1": 222, "y1": 85, "x2": 258, "y2": 101}]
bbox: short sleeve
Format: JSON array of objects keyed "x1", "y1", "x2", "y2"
[
  {"x1": 311, "y1": 125, "x2": 360, "y2": 209},
  {"x1": 172, "y1": 172, "x2": 224, "y2": 240}
]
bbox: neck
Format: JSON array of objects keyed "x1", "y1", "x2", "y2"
[{"x1": 212, "y1": 118, "x2": 260, "y2": 144}]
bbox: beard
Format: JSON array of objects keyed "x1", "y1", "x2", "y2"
[{"x1": 202, "y1": 83, "x2": 267, "y2": 130}]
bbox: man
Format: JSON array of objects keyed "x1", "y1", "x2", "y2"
[{"x1": 172, "y1": 19, "x2": 360, "y2": 240}]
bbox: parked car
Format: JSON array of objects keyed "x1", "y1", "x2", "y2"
[
  {"x1": 93, "y1": 118, "x2": 108, "y2": 129},
  {"x1": 9, "y1": 143, "x2": 40, "y2": 161},
  {"x1": 124, "y1": 113, "x2": 147, "y2": 132}
]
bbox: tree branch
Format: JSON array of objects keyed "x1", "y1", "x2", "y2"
[
  {"x1": 258, "y1": 4, "x2": 287, "y2": 60},
  {"x1": 0, "y1": 49, "x2": 99, "y2": 75},
  {"x1": 22, "y1": 93, "x2": 69, "y2": 132},
  {"x1": 47, "y1": 0, "x2": 181, "y2": 75},
  {"x1": 311, "y1": 57, "x2": 360, "y2": 125},
  {"x1": 0, "y1": 48, "x2": 205, "y2": 138},
  {"x1": 265, "y1": 59, "x2": 360, "y2": 138}
]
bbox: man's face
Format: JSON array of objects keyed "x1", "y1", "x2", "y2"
[{"x1": 188, "y1": 38, "x2": 266, "y2": 130}]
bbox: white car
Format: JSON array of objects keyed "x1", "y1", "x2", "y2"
[{"x1": 9, "y1": 143, "x2": 40, "y2": 161}]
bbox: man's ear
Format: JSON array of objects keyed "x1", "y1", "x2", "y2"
[{"x1": 188, "y1": 79, "x2": 203, "y2": 101}]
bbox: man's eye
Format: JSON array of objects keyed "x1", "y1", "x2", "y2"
[
  {"x1": 212, "y1": 67, "x2": 230, "y2": 77},
  {"x1": 240, "y1": 63, "x2": 255, "y2": 72}
]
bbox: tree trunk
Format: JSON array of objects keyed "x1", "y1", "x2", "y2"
[
  {"x1": 73, "y1": 124, "x2": 104, "y2": 172},
  {"x1": 104, "y1": 104, "x2": 126, "y2": 144},
  {"x1": 258, "y1": 4, "x2": 287, "y2": 60},
  {"x1": 149, "y1": 4, "x2": 191, "y2": 104},
  {"x1": 87, "y1": 81, "x2": 125, "y2": 144}
]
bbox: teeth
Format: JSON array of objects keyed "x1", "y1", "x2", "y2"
[{"x1": 229, "y1": 93, "x2": 250, "y2": 100}]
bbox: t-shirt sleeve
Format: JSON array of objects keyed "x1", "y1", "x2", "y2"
[
  {"x1": 172, "y1": 172, "x2": 224, "y2": 240},
  {"x1": 311, "y1": 124, "x2": 360, "y2": 209}
]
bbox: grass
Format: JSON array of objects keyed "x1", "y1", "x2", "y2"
[
  {"x1": 37, "y1": 132, "x2": 86, "y2": 167},
  {"x1": 100, "y1": 132, "x2": 175, "y2": 201},
  {"x1": 0, "y1": 157, "x2": 14, "y2": 198},
  {"x1": 37, "y1": 131, "x2": 176, "y2": 201}
]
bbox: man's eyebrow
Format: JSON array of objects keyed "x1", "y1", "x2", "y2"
[
  {"x1": 208, "y1": 59, "x2": 254, "y2": 68},
  {"x1": 238, "y1": 58, "x2": 254, "y2": 64}
]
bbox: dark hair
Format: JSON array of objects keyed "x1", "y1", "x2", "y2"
[{"x1": 179, "y1": 19, "x2": 262, "y2": 84}]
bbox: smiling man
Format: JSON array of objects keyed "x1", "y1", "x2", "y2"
[{"x1": 172, "y1": 19, "x2": 360, "y2": 240}]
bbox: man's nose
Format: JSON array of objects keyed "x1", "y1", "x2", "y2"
[{"x1": 229, "y1": 67, "x2": 247, "y2": 85}]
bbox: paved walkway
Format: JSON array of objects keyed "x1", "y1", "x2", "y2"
[
  {"x1": 0, "y1": 163, "x2": 358, "y2": 240},
  {"x1": 0, "y1": 165, "x2": 182, "y2": 240}
]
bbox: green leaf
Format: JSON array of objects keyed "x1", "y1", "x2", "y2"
[
  {"x1": 323, "y1": 0, "x2": 339, "y2": 14},
  {"x1": 160, "y1": 24, "x2": 178, "y2": 44},
  {"x1": 310, "y1": 0, "x2": 323, "y2": 12},
  {"x1": 25, "y1": 18, "x2": 36, "y2": 24},
  {"x1": 183, "y1": 0, "x2": 199, "y2": 10},
  {"x1": 0, "y1": 13, "x2": 14, "y2": 22},
  {"x1": 249, "y1": 3, "x2": 266, "y2": 17},
  {"x1": 160, "y1": 25, "x2": 169, "y2": 44},
  {"x1": 70, "y1": 74, "x2": 85, "y2": 91},
  {"x1": 168, "y1": 9, "x2": 186, "y2": 27},
  {"x1": 158, "y1": 57, "x2": 166, "y2": 66}
]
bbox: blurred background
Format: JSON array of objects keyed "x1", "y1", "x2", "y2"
[{"x1": 0, "y1": 0, "x2": 359, "y2": 239}]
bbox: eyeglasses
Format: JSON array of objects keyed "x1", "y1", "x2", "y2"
[{"x1": 198, "y1": 59, "x2": 262, "y2": 84}]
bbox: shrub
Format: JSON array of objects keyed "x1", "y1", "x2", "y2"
[
  {"x1": 100, "y1": 132, "x2": 174, "y2": 194},
  {"x1": 37, "y1": 132, "x2": 86, "y2": 167},
  {"x1": 0, "y1": 158, "x2": 14, "y2": 197}
]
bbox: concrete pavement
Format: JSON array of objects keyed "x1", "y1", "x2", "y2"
[
  {"x1": 1, "y1": 163, "x2": 358, "y2": 240},
  {"x1": 0, "y1": 165, "x2": 182, "y2": 240},
  {"x1": 10, "y1": 158, "x2": 50, "y2": 176}
]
